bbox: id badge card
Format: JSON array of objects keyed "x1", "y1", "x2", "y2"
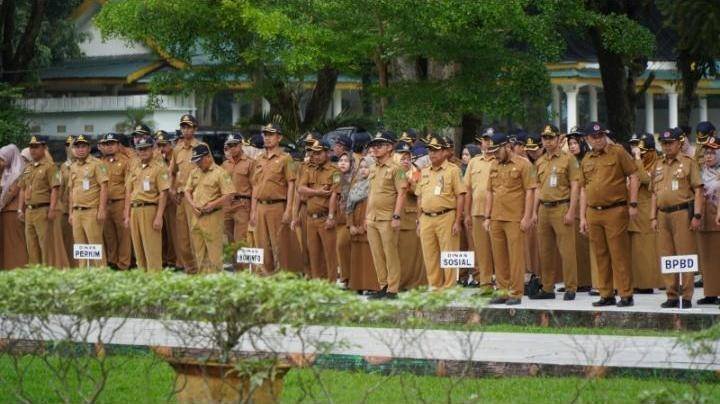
[
  {"x1": 549, "y1": 173, "x2": 558, "y2": 188},
  {"x1": 671, "y1": 179, "x2": 679, "y2": 191},
  {"x1": 143, "y1": 177, "x2": 151, "y2": 192},
  {"x1": 82, "y1": 179, "x2": 90, "y2": 191},
  {"x1": 434, "y1": 184, "x2": 442, "y2": 195}
]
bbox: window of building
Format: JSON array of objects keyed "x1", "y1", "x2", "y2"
[
  {"x1": 84, "y1": 125, "x2": 94, "y2": 133},
  {"x1": 57, "y1": 125, "x2": 66, "y2": 133}
]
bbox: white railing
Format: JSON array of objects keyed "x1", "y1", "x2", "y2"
[{"x1": 19, "y1": 94, "x2": 194, "y2": 113}]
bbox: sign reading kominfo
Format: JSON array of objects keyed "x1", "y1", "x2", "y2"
[{"x1": 236, "y1": 248, "x2": 264, "y2": 265}]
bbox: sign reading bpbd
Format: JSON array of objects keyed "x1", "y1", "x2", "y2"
[{"x1": 660, "y1": 254, "x2": 698, "y2": 274}]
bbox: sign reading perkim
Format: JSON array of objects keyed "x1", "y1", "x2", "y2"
[
  {"x1": 440, "y1": 251, "x2": 475, "y2": 269},
  {"x1": 660, "y1": 254, "x2": 698, "y2": 274},
  {"x1": 73, "y1": 244, "x2": 103, "y2": 260},
  {"x1": 236, "y1": 248, "x2": 264, "y2": 265}
]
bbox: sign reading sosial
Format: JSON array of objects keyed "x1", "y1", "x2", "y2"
[
  {"x1": 236, "y1": 248, "x2": 264, "y2": 265},
  {"x1": 440, "y1": 251, "x2": 475, "y2": 268},
  {"x1": 73, "y1": 244, "x2": 103, "y2": 260}
]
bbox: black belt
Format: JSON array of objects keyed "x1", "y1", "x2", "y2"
[
  {"x1": 541, "y1": 199, "x2": 569, "y2": 207},
  {"x1": 589, "y1": 200, "x2": 626, "y2": 211},
  {"x1": 26, "y1": 203, "x2": 50, "y2": 210},
  {"x1": 423, "y1": 208, "x2": 454, "y2": 217},
  {"x1": 233, "y1": 195, "x2": 251, "y2": 202},
  {"x1": 110, "y1": 198, "x2": 124, "y2": 203},
  {"x1": 658, "y1": 202, "x2": 691, "y2": 213},
  {"x1": 258, "y1": 199, "x2": 285, "y2": 205},
  {"x1": 309, "y1": 212, "x2": 328, "y2": 219},
  {"x1": 72, "y1": 206, "x2": 94, "y2": 211},
  {"x1": 131, "y1": 201, "x2": 157, "y2": 208}
]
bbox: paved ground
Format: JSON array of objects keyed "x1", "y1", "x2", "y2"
[{"x1": 2, "y1": 316, "x2": 718, "y2": 371}]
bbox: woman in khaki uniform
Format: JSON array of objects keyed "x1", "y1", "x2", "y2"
[
  {"x1": 0, "y1": 144, "x2": 28, "y2": 269},
  {"x1": 335, "y1": 152, "x2": 354, "y2": 287},
  {"x1": 347, "y1": 157, "x2": 380, "y2": 293},
  {"x1": 628, "y1": 134, "x2": 664, "y2": 292},
  {"x1": 566, "y1": 132, "x2": 594, "y2": 291},
  {"x1": 396, "y1": 143, "x2": 426, "y2": 290},
  {"x1": 698, "y1": 142, "x2": 720, "y2": 304}
]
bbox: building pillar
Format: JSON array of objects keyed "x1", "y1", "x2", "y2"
[
  {"x1": 261, "y1": 97, "x2": 271, "y2": 116},
  {"x1": 333, "y1": 89, "x2": 343, "y2": 118},
  {"x1": 667, "y1": 88, "x2": 678, "y2": 128},
  {"x1": 645, "y1": 91, "x2": 654, "y2": 135},
  {"x1": 588, "y1": 85, "x2": 598, "y2": 122},
  {"x1": 699, "y1": 95, "x2": 708, "y2": 122},
  {"x1": 562, "y1": 85, "x2": 578, "y2": 133},
  {"x1": 551, "y1": 85, "x2": 561, "y2": 128},
  {"x1": 231, "y1": 100, "x2": 241, "y2": 127}
]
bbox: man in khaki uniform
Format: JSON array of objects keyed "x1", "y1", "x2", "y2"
[
  {"x1": 366, "y1": 131, "x2": 407, "y2": 299},
  {"x1": 651, "y1": 129, "x2": 704, "y2": 308},
  {"x1": 291, "y1": 131, "x2": 321, "y2": 276},
  {"x1": 185, "y1": 144, "x2": 235, "y2": 273},
  {"x1": 579, "y1": 122, "x2": 639, "y2": 307},
  {"x1": 250, "y1": 123, "x2": 300, "y2": 274},
  {"x1": 123, "y1": 137, "x2": 170, "y2": 271},
  {"x1": 170, "y1": 114, "x2": 203, "y2": 273},
  {"x1": 416, "y1": 135, "x2": 466, "y2": 290},
  {"x1": 297, "y1": 139, "x2": 340, "y2": 282},
  {"x1": 694, "y1": 122, "x2": 715, "y2": 162},
  {"x1": 463, "y1": 129, "x2": 496, "y2": 294},
  {"x1": 155, "y1": 131, "x2": 177, "y2": 267},
  {"x1": 99, "y1": 133, "x2": 131, "y2": 270},
  {"x1": 68, "y1": 135, "x2": 109, "y2": 267},
  {"x1": 483, "y1": 132, "x2": 536, "y2": 305},
  {"x1": 222, "y1": 134, "x2": 255, "y2": 247},
  {"x1": 531, "y1": 125, "x2": 580, "y2": 300},
  {"x1": 18, "y1": 136, "x2": 63, "y2": 265}
]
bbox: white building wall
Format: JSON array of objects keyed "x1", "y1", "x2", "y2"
[{"x1": 75, "y1": 3, "x2": 149, "y2": 57}]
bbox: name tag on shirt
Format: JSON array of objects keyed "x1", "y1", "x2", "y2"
[
  {"x1": 671, "y1": 179, "x2": 678, "y2": 191},
  {"x1": 82, "y1": 179, "x2": 90, "y2": 190},
  {"x1": 549, "y1": 173, "x2": 558, "y2": 188},
  {"x1": 143, "y1": 178, "x2": 151, "y2": 191}
]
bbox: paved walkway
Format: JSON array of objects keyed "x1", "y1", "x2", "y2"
[{"x1": 2, "y1": 316, "x2": 718, "y2": 371}]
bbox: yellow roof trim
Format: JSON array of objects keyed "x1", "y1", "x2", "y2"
[
  {"x1": 546, "y1": 62, "x2": 588, "y2": 71},
  {"x1": 145, "y1": 38, "x2": 189, "y2": 70},
  {"x1": 126, "y1": 61, "x2": 165, "y2": 84},
  {"x1": 70, "y1": 0, "x2": 107, "y2": 21}
]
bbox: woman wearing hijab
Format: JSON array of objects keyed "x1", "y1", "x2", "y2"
[
  {"x1": 697, "y1": 139, "x2": 720, "y2": 305},
  {"x1": 335, "y1": 152, "x2": 354, "y2": 287},
  {"x1": 347, "y1": 156, "x2": 380, "y2": 293},
  {"x1": 628, "y1": 134, "x2": 663, "y2": 292},
  {"x1": 396, "y1": 143, "x2": 426, "y2": 290},
  {"x1": 566, "y1": 130, "x2": 594, "y2": 292},
  {"x1": 0, "y1": 144, "x2": 29, "y2": 269},
  {"x1": 460, "y1": 144, "x2": 481, "y2": 176}
]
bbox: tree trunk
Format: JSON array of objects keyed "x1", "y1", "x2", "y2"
[
  {"x1": 461, "y1": 113, "x2": 483, "y2": 146},
  {"x1": 302, "y1": 67, "x2": 338, "y2": 130},
  {"x1": 268, "y1": 79, "x2": 302, "y2": 139},
  {"x1": 677, "y1": 50, "x2": 700, "y2": 128}
]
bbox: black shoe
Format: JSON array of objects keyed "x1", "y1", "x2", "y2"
[
  {"x1": 557, "y1": 287, "x2": 566, "y2": 293},
  {"x1": 695, "y1": 279, "x2": 704, "y2": 288},
  {"x1": 592, "y1": 297, "x2": 617, "y2": 307},
  {"x1": 680, "y1": 299, "x2": 692, "y2": 308},
  {"x1": 616, "y1": 297, "x2": 634, "y2": 307},
  {"x1": 385, "y1": 292, "x2": 398, "y2": 300},
  {"x1": 465, "y1": 280, "x2": 480, "y2": 288},
  {"x1": 633, "y1": 288, "x2": 654, "y2": 294},
  {"x1": 577, "y1": 286, "x2": 592, "y2": 293},
  {"x1": 697, "y1": 296, "x2": 718, "y2": 305},
  {"x1": 563, "y1": 291, "x2": 576, "y2": 301},
  {"x1": 367, "y1": 286, "x2": 388, "y2": 300},
  {"x1": 660, "y1": 299, "x2": 679, "y2": 308},
  {"x1": 489, "y1": 296, "x2": 508, "y2": 304},
  {"x1": 506, "y1": 297, "x2": 521, "y2": 305},
  {"x1": 524, "y1": 275, "x2": 542, "y2": 297},
  {"x1": 589, "y1": 289, "x2": 600, "y2": 296},
  {"x1": 530, "y1": 290, "x2": 556, "y2": 300}
]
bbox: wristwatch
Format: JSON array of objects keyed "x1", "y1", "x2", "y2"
[
  {"x1": 392, "y1": 214, "x2": 401, "y2": 220},
  {"x1": 693, "y1": 213, "x2": 702, "y2": 220},
  {"x1": 629, "y1": 202, "x2": 638, "y2": 208}
]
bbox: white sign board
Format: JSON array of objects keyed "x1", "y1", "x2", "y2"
[
  {"x1": 440, "y1": 251, "x2": 475, "y2": 269},
  {"x1": 660, "y1": 254, "x2": 698, "y2": 274},
  {"x1": 236, "y1": 248, "x2": 264, "y2": 265},
  {"x1": 73, "y1": 244, "x2": 103, "y2": 260}
]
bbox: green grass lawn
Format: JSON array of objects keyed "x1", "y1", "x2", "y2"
[{"x1": 0, "y1": 354, "x2": 718, "y2": 403}]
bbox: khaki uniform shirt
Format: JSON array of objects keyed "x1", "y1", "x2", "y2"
[
  {"x1": 579, "y1": 144, "x2": 636, "y2": 207},
  {"x1": 252, "y1": 149, "x2": 296, "y2": 201},
  {"x1": 651, "y1": 154, "x2": 702, "y2": 208},
  {"x1": 416, "y1": 161, "x2": 466, "y2": 213},
  {"x1": 535, "y1": 149, "x2": 580, "y2": 202},
  {"x1": 463, "y1": 154, "x2": 494, "y2": 217},
  {"x1": 185, "y1": 163, "x2": 235, "y2": 207},
  {"x1": 298, "y1": 161, "x2": 340, "y2": 215},
  {"x1": 127, "y1": 160, "x2": 171, "y2": 203},
  {"x1": 102, "y1": 154, "x2": 130, "y2": 201},
  {"x1": 489, "y1": 156, "x2": 537, "y2": 222},
  {"x1": 20, "y1": 157, "x2": 60, "y2": 205},
  {"x1": 171, "y1": 138, "x2": 203, "y2": 192},
  {"x1": 222, "y1": 154, "x2": 255, "y2": 198},
  {"x1": 401, "y1": 167, "x2": 421, "y2": 229},
  {"x1": 366, "y1": 159, "x2": 407, "y2": 221},
  {"x1": 69, "y1": 157, "x2": 109, "y2": 208}
]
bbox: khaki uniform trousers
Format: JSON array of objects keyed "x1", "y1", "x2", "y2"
[
  {"x1": 336, "y1": 225, "x2": 351, "y2": 282},
  {"x1": 103, "y1": 199, "x2": 131, "y2": 269},
  {"x1": 657, "y1": 209, "x2": 696, "y2": 300},
  {"x1": 306, "y1": 216, "x2": 338, "y2": 282},
  {"x1": 366, "y1": 219, "x2": 402, "y2": 293},
  {"x1": 419, "y1": 211, "x2": 459, "y2": 290},
  {"x1": 489, "y1": 220, "x2": 526, "y2": 298},
  {"x1": 471, "y1": 216, "x2": 494, "y2": 287},
  {"x1": 71, "y1": 208, "x2": 106, "y2": 267},
  {"x1": 130, "y1": 205, "x2": 163, "y2": 271},
  {"x1": 538, "y1": 204, "x2": 578, "y2": 293},
  {"x1": 1, "y1": 210, "x2": 27, "y2": 269},
  {"x1": 586, "y1": 206, "x2": 632, "y2": 298},
  {"x1": 256, "y1": 202, "x2": 302, "y2": 274},
  {"x1": 176, "y1": 196, "x2": 197, "y2": 273},
  {"x1": 162, "y1": 199, "x2": 177, "y2": 267},
  {"x1": 26, "y1": 206, "x2": 69, "y2": 268},
  {"x1": 190, "y1": 209, "x2": 224, "y2": 274},
  {"x1": 62, "y1": 213, "x2": 77, "y2": 267},
  {"x1": 224, "y1": 204, "x2": 251, "y2": 245},
  {"x1": 574, "y1": 219, "x2": 593, "y2": 287}
]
